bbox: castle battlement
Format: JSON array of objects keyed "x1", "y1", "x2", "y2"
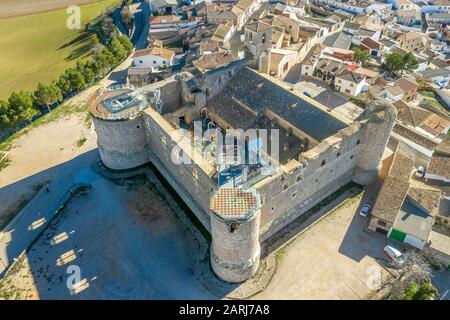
[{"x1": 90, "y1": 66, "x2": 396, "y2": 283}]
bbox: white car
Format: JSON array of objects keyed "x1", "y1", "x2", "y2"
[
  {"x1": 415, "y1": 166, "x2": 425, "y2": 178},
  {"x1": 384, "y1": 244, "x2": 405, "y2": 265},
  {"x1": 359, "y1": 204, "x2": 371, "y2": 218}
]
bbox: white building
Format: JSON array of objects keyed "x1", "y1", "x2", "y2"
[
  {"x1": 334, "y1": 70, "x2": 366, "y2": 96},
  {"x1": 419, "y1": 0, "x2": 450, "y2": 13},
  {"x1": 315, "y1": 0, "x2": 369, "y2": 15},
  {"x1": 132, "y1": 47, "x2": 176, "y2": 69},
  {"x1": 419, "y1": 68, "x2": 450, "y2": 87}
]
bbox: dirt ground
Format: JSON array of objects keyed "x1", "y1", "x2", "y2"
[
  {"x1": 0, "y1": 112, "x2": 97, "y2": 228},
  {"x1": 0, "y1": 176, "x2": 216, "y2": 299},
  {"x1": 253, "y1": 196, "x2": 392, "y2": 300},
  {"x1": 0, "y1": 0, "x2": 104, "y2": 19},
  {"x1": 0, "y1": 55, "x2": 132, "y2": 228}
]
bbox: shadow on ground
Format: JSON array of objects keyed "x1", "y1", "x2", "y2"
[{"x1": 0, "y1": 149, "x2": 240, "y2": 299}]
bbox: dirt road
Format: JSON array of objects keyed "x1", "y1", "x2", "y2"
[{"x1": 0, "y1": 0, "x2": 104, "y2": 19}]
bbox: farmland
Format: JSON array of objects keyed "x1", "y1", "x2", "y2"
[{"x1": 0, "y1": 0, "x2": 119, "y2": 99}]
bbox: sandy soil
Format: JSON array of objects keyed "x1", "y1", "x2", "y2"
[
  {"x1": 0, "y1": 0, "x2": 104, "y2": 19},
  {"x1": 253, "y1": 197, "x2": 392, "y2": 300},
  {"x1": 0, "y1": 55, "x2": 132, "y2": 227},
  {"x1": 0, "y1": 177, "x2": 214, "y2": 300},
  {"x1": 0, "y1": 112, "x2": 97, "y2": 227}
]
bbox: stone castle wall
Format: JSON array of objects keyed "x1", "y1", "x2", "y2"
[
  {"x1": 93, "y1": 116, "x2": 150, "y2": 170},
  {"x1": 142, "y1": 108, "x2": 216, "y2": 231},
  {"x1": 210, "y1": 210, "x2": 261, "y2": 283},
  {"x1": 353, "y1": 104, "x2": 397, "y2": 185},
  {"x1": 256, "y1": 124, "x2": 362, "y2": 240}
]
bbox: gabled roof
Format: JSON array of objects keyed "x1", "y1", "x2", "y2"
[
  {"x1": 133, "y1": 47, "x2": 175, "y2": 59},
  {"x1": 360, "y1": 37, "x2": 381, "y2": 51},
  {"x1": 393, "y1": 101, "x2": 432, "y2": 127},
  {"x1": 427, "y1": 145, "x2": 450, "y2": 178},
  {"x1": 151, "y1": 0, "x2": 178, "y2": 9},
  {"x1": 323, "y1": 31, "x2": 352, "y2": 50},
  {"x1": 150, "y1": 15, "x2": 182, "y2": 24},
  {"x1": 336, "y1": 70, "x2": 364, "y2": 83},
  {"x1": 420, "y1": 68, "x2": 450, "y2": 79},
  {"x1": 245, "y1": 20, "x2": 272, "y2": 33},
  {"x1": 395, "y1": 77, "x2": 418, "y2": 92}
]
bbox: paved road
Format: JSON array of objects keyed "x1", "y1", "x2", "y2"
[
  {"x1": 433, "y1": 270, "x2": 450, "y2": 300},
  {"x1": 0, "y1": 166, "x2": 95, "y2": 277}
]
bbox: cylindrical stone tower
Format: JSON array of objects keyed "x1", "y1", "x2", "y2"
[
  {"x1": 353, "y1": 102, "x2": 397, "y2": 185},
  {"x1": 210, "y1": 188, "x2": 261, "y2": 283},
  {"x1": 89, "y1": 88, "x2": 150, "y2": 170}
]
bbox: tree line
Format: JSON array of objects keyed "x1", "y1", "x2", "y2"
[{"x1": 0, "y1": 35, "x2": 133, "y2": 131}]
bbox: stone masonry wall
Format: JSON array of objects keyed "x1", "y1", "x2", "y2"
[
  {"x1": 93, "y1": 116, "x2": 150, "y2": 170},
  {"x1": 257, "y1": 125, "x2": 362, "y2": 240},
  {"x1": 143, "y1": 109, "x2": 216, "y2": 231}
]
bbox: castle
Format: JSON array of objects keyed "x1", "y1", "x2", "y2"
[{"x1": 89, "y1": 65, "x2": 396, "y2": 283}]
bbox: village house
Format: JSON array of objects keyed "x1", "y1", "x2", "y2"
[
  {"x1": 151, "y1": 0, "x2": 179, "y2": 15},
  {"x1": 395, "y1": 77, "x2": 419, "y2": 101},
  {"x1": 269, "y1": 48, "x2": 297, "y2": 78},
  {"x1": 419, "y1": 68, "x2": 450, "y2": 87},
  {"x1": 369, "y1": 84, "x2": 405, "y2": 103},
  {"x1": 132, "y1": 47, "x2": 176, "y2": 69},
  {"x1": 397, "y1": 31, "x2": 428, "y2": 51},
  {"x1": 359, "y1": 38, "x2": 383, "y2": 56},
  {"x1": 368, "y1": 145, "x2": 441, "y2": 250},
  {"x1": 396, "y1": 9, "x2": 422, "y2": 28},
  {"x1": 334, "y1": 70, "x2": 366, "y2": 96}
]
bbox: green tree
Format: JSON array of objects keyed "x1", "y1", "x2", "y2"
[
  {"x1": 382, "y1": 52, "x2": 404, "y2": 76},
  {"x1": 76, "y1": 61, "x2": 95, "y2": 85},
  {"x1": 93, "y1": 48, "x2": 115, "y2": 77},
  {"x1": 0, "y1": 100, "x2": 12, "y2": 130},
  {"x1": 33, "y1": 83, "x2": 62, "y2": 112},
  {"x1": 353, "y1": 48, "x2": 370, "y2": 67},
  {"x1": 108, "y1": 37, "x2": 127, "y2": 64},
  {"x1": 402, "y1": 52, "x2": 418, "y2": 76},
  {"x1": 8, "y1": 91, "x2": 39, "y2": 125},
  {"x1": 413, "y1": 282, "x2": 438, "y2": 300},
  {"x1": 118, "y1": 35, "x2": 133, "y2": 54},
  {"x1": 57, "y1": 69, "x2": 85, "y2": 97}
]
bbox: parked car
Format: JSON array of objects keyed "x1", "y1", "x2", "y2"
[
  {"x1": 384, "y1": 244, "x2": 405, "y2": 265},
  {"x1": 303, "y1": 91, "x2": 312, "y2": 98},
  {"x1": 415, "y1": 166, "x2": 425, "y2": 178},
  {"x1": 359, "y1": 204, "x2": 371, "y2": 218}
]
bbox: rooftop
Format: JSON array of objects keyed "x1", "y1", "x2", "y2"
[
  {"x1": 427, "y1": 137, "x2": 450, "y2": 178},
  {"x1": 133, "y1": 47, "x2": 175, "y2": 59},
  {"x1": 323, "y1": 31, "x2": 352, "y2": 50},
  {"x1": 372, "y1": 149, "x2": 415, "y2": 224},
  {"x1": 392, "y1": 123, "x2": 439, "y2": 151},
  {"x1": 392, "y1": 197, "x2": 434, "y2": 241},
  {"x1": 89, "y1": 88, "x2": 149, "y2": 121},
  {"x1": 206, "y1": 67, "x2": 347, "y2": 141},
  {"x1": 211, "y1": 188, "x2": 258, "y2": 220}
]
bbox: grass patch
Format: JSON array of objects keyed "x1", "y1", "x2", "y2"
[
  {"x1": 420, "y1": 91, "x2": 450, "y2": 116},
  {"x1": 0, "y1": 0, "x2": 119, "y2": 99},
  {"x1": 76, "y1": 137, "x2": 87, "y2": 147},
  {"x1": 420, "y1": 91, "x2": 435, "y2": 98},
  {"x1": 0, "y1": 154, "x2": 11, "y2": 172}
]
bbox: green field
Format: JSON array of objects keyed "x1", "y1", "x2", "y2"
[{"x1": 0, "y1": 0, "x2": 118, "y2": 99}]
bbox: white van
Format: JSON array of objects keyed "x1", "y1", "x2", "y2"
[{"x1": 384, "y1": 244, "x2": 405, "y2": 265}]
